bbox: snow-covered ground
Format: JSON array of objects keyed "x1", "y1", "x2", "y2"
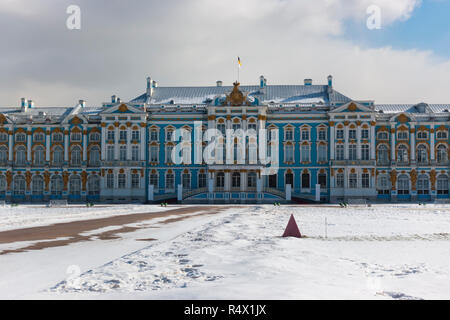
[{"x1": 1, "y1": 204, "x2": 450, "y2": 299}]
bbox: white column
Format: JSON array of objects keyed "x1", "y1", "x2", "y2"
[
  {"x1": 370, "y1": 123, "x2": 376, "y2": 160},
  {"x1": 410, "y1": 124, "x2": 416, "y2": 161},
  {"x1": 82, "y1": 129, "x2": 88, "y2": 162},
  {"x1": 101, "y1": 125, "x2": 106, "y2": 161},
  {"x1": 126, "y1": 127, "x2": 131, "y2": 160},
  {"x1": 344, "y1": 125, "x2": 349, "y2": 160},
  {"x1": 46, "y1": 131, "x2": 50, "y2": 162},
  {"x1": 8, "y1": 130, "x2": 13, "y2": 162},
  {"x1": 430, "y1": 124, "x2": 435, "y2": 161},
  {"x1": 225, "y1": 171, "x2": 231, "y2": 191},
  {"x1": 240, "y1": 171, "x2": 246, "y2": 192},
  {"x1": 356, "y1": 125, "x2": 361, "y2": 160},
  {"x1": 64, "y1": 130, "x2": 69, "y2": 162},
  {"x1": 390, "y1": 125, "x2": 396, "y2": 161},
  {"x1": 140, "y1": 125, "x2": 146, "y2": 161},
  {"x1": 27, "y1": 129, "x2": 32, "y2": 162},
  {"x1": 114, "y1": 126, "x2": 119, "y2": 160},
  {"x1": 330, "y1": 125, "x2": 335, "y2": 160}
]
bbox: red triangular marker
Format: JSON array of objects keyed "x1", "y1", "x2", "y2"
[{"x1": 282, "y1": 214, "x2": 302, "y2": 238}]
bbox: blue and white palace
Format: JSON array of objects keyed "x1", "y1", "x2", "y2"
[{"x1": 0, "y1": 75, "x2": 449, "y2": 203}]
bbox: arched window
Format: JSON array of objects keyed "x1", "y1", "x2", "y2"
[
  {"x1": 52, "y1": 146, "x2": 63, "y2": 166},
  {"x1": 232, "y1": 172, "x2": 240, "y2": 189},
  {"x1": 15, "y1": 146, "x2": 26, "y2": 166},
  {"x1": 13, "y1": 175, "x2": 26, "y2": 196},
  {"x1": 33, "y1": 146, "x2": 45, "y2": 166},
  {"x1": 416, "y1": 145, "x2": 428, "y2": 164},
  {"x1": 377, "y1": 145, "x2": 389, "y2": 165},
  {"x1": 88, "y1": 175, "x2": 100, "y2": 195},
  {"x1": 34, "y1": 132, "x2": 45, "y2": 143},
  {"x1": 437, "y1": 175, "x2": 449, "y2": 195},
  {"x1": 349, "y1": 173, "x2": 357, "y2": 188},
  {"x1": 437, "y1": 145, "x2": 448, "y2": 164},
  {"x1": 0, "y1": 175, "x2": 6, "y2": 193},
  {"x1": 71, "y1": 146, "x2": 82, "y2": 166},
  {"x1": 285, "y1": 172, "x2": 294, "y2": 187},
  {"x1": 216, "y1": 172, "x2": 225, "y2": 188},
  {"x1": 0, "y1": 146, "x2": 8, "y2": 164},
  {"x1": 301, "y1": 172, "x2": 310, "y2": 189},
  {"x1": 182, "y1": 172, "x2": 191, "y2": 189},
  {"x1": 397, "y1": 145, "x2": 408, "y2": 163},
  {"x1": 318, "y1": 173, "x2": 327, "y2": 188},
  {"x1": 32, "y1": 175, "x2": 44, "y2": 195},
  {"x1": 50, "y1": 175, "x2": 63, "y2": 196},
  {"x1": 336, "y1": 173, "x2": 344, "y2": 188},
  {"x1": 15, "y1": 133, "x2": 26, "y2": 142},
  {"x1": 0, "y1": 132, "x2": 8, "y2": 142},
  {"x1": 397, "y1": 175, "x2": 410, "y2": 195},
  {"x1": 165, "y1": 172, "x2": 174, "y2": 190},
  {"x1": 198, "y1": 172, "x2": 207, "y2": 189},
  {"x1": 149, "y1": 172, "x2": 158, "y2": 188},
  {"x1": 417, "y1": 174, "x2": 429, "y2": 195},
  {"x1": 377, "y1": 132, "x2": 388, "y2": 140},
  {"x1": 89, "y1": 147, "x2": 100, "y2": 166},
  {"x1": 69, "y1": 175, "x2": 81, "y2": 195}
]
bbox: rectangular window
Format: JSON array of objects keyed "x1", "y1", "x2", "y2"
[
  {"x1": 301, "y1": 145, "x2": 310, "y2": 162},
  {"x1": 107, "y1": 146, "x2": 114, "y2": 161},
  {"x1": 198, "y1": 173, "x2": 207, "y2": 188},
  {"x1": 361, "y1": 145, "x2": 370, "y2": 160},
  {"x1": 349, "y1": 130, "x2": 356, "y2": 140},
  {"x1": 119, "y1": 146, "x2": 127, "y2": 161},
  {"x1": 131, "y1": 146, "x2": 139, "y2": 161},
  {"x1": 318, "y1": 144, "x2": 327, "y2": 162},
  {"x1": 107, "y1": 130, "x2": 115, "y2": 141},
  {"x1": 131, "y1": 130, "x2": 140, "y2": 141},
  {"x1": 349, "y1": 173, "x2": 357, "y2": 188},
  {"x1": 150, "y1": 130, "x2": 158, "y2": 141},
  {"x1": 349, "y1": 145, "x2": 357, "y2": 160},
  {"x1": 318, "y1": 130, "x2": 326, "y2": 141},
  {"x1": 150, "y1": 146, "x2": 158, "y2": 162},
  {"x1": 336, "y1": 145, "x2": 344, "y2": 160},
  {"x1": 361, "y1": 129, "x2": 369, "y2": 139},
  {"x1": 336, "y1": 173, "x2": 344, "y2": 188},
  {"x1": 336, "y1": 129, "x2": 344, "y2": 140},
  {"x1": 131, "y1": 174, "x2": 140, "y2": 189},
  {"x1": 285, "y1": 130, "x2": 293, "y2": 141},
  {"x1": 119, "y1": 130, "x2": 127, "y2": 141},
  {"x1": 118, "y1": 174, "x2": 126, "y2": 189},
  {"x1": 362, "y1": 173, "x2": 370, "y2": 188},
  {"x1": 106, "y1": 173, "x2": 114, "y2": 189},
  {"x1": 301, "y1": 130, "x2": 309, "y2": 141}
]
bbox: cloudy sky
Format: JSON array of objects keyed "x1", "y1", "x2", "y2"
[{"x1": 1, "y1": 0, "x2": 450, "y2": 107}]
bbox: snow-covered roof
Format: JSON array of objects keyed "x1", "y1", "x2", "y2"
[
  {"x1": 375, "y1": 104, "x2": 450, "y2": 114},
  {"x1": 130, "y1": 84, "x2": 352, "y2": 105}
]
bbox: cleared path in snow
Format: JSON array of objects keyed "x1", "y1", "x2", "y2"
[{"x1": 0, "y1": 205, "x2": 226, "y2": 255}]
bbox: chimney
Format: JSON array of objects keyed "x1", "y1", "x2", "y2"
[
  {"x1": 216, "y1": 80, "x2": 223, "y2": 87},
  {"x1": 152, "y1": 80, "x2": 158, "y2": 88},
  {"x1": 260, "y1": 75, "x2": 265, "y2": 89},
  {"x1": 21, "y1": 98, "x2": 28, "y2": 112},
  {"x1": 111, "y1": 95, "x2": 117, "y2": 103},
  {"x1": 327, "y1": 75, "x2": 333, "y2": 94},
  {"x1": 79, "y1": 99, "x2": 86, "y2": 108},
  {"x1": 117, "y1": 97, "x2": 121, "y2": 104},
  {"x1": 146, "y1": 77, "x2": 152, "y2": 96},
  {"x1": 304, "y1": 79, "x2": 312, "y2": 86},
  {"x1": 28, "y1": 99, "x2": 34, "y2": 109},
  {"x1": 328, "y1": 75, "x2": 333, "y2": 88}
]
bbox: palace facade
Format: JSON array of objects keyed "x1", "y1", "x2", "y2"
[{"x1": 0, "y1": 75, "x2": 449, "y2": 203}]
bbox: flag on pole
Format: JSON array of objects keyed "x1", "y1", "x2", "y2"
[{"x1": 238, "y1": 56, "x2": 242, "y2": 68}]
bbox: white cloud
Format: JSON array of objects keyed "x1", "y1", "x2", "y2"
[{"x1": 1, "y1": 0, "x2": 449, "y2": 106}]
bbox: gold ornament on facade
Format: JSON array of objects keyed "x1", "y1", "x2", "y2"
[
  {"x1": 397, "y1": 114, "x2": 409, "y2": 123},
  {"x1": 118, "y1": 104, "x2": 129, "y2": 112},
  {"x1": 410, "y1": 169, "x2": 417, "y2": 190},
  {"x1": 348, "y1": 103, "x2": 357, "y2": 112},
  {"x1": 62, "y1": 171, "x2": 70, "y2": 191},
  {"x1": 81, "y1": 171, "x2": 88, "y2": 191},
  {"x1": 6, "y1": 171, "x2": 13, "y2": 190},
  {"x1": 390, "y1": 170, "x2": 397, "y2": 190},
  {"x1": 430, "y1": 170, "x2": 436, "y2": 190},
  {"x1": 43, "y1": 171, "x2": 51, "y2": 191},
  {"x1": 223, "y1": 82, "x2": 250, "y2": 106}
]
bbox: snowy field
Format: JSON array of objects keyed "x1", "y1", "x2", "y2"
[{"x1": 1, "y1": 204, "x2": 450, "y2": 299}]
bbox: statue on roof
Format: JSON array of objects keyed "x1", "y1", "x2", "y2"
[{"x1": 223, "y1": 81, "x2": 251, "y2": 106}]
